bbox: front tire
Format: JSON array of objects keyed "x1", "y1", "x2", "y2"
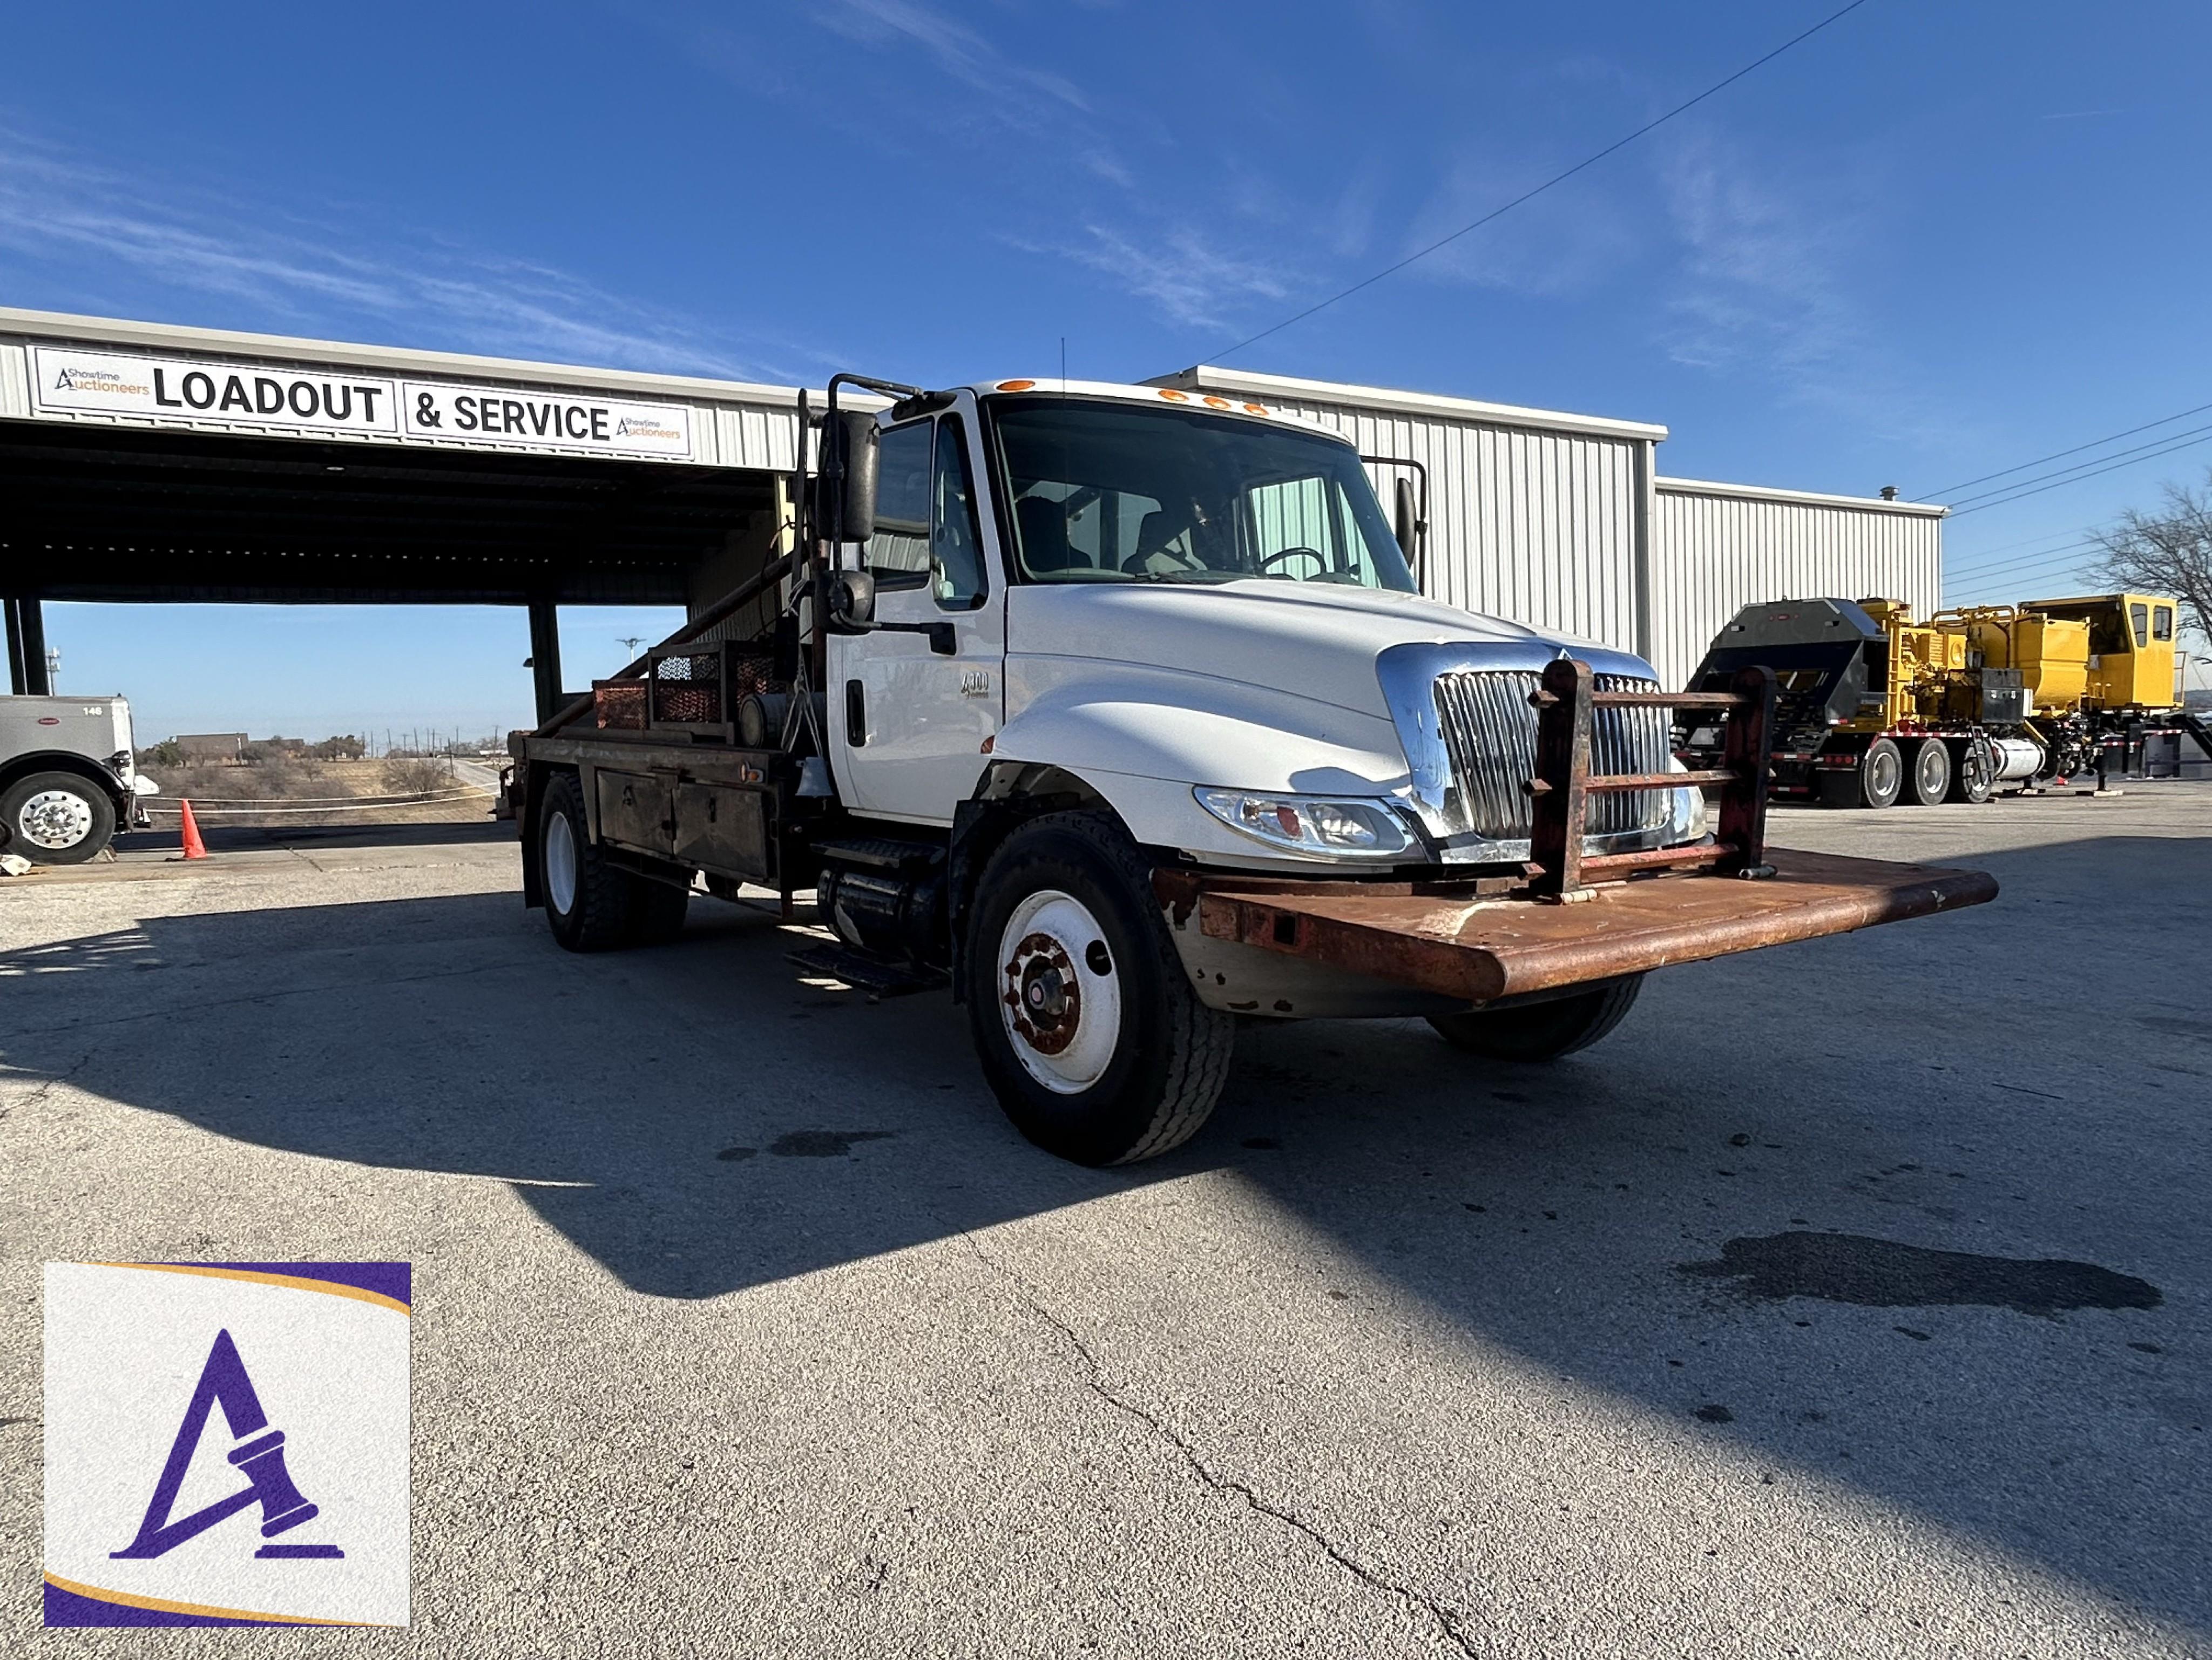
[
  {"x1": 538, "y1": 772, "x2": 634, "y2": 952},
  {"x1": 1427, "y1": 975, "x2": 1643, "y2": 1062},
  {"x1": 965, "y1": 811, "x2": 1234, "y2": 1165},
  {"x1": 1, "y1": 771, "x2": 116, "y2": 865}
]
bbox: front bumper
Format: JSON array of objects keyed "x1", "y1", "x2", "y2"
[{"x1": 1158, "y1": 850, "x2": 1997, "y2": 1006}]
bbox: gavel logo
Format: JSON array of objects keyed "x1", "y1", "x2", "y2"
[{"x1": 110, "y1": 1329, "x2": 344, "y2": 1561}]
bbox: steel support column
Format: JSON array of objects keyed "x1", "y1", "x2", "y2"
[
  {"x1": 3, "y1": 597, "x2": 25, "y2": 695},
  {"x1": 527, "y1": 597, "x2": 563, "y2": 726},
  {"x1": 13, "y1": 596, "x2": 50, "y2": 696}
]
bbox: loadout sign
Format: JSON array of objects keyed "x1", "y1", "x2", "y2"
[
  {"x1": 30, "y1": 343, "x2": 694, "y2": 460},
  {"x1": 33, "y1": 346, "x2": 397, "y2": 435}
]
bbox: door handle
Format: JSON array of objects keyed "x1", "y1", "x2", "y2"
[{"x1": 875, "y1": 620, "x2": 959, "y2": 654}]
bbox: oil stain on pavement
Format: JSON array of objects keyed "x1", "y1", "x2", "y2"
[
  {"x1": 767, "y1": 1130, "x2": 897, "y2": 1158},
  {"x1": 1681, "y1": 1231, "x2": 2161, "y2": 1316}
]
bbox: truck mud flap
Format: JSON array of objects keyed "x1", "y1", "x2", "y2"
[{"x1": 1166, "y1": 850, "x2": 1997, "y2": 1006}]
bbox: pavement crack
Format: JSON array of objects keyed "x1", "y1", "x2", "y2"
[
  {"x1": 955, "y1": 1229, "x2": 1484, "y2": 1657},
  {"x1": 2, "y1": 1050, "x2": 93, "y2": 1116}
]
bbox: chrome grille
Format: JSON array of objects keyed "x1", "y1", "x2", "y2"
[{"x1": 1431, "y1": 669, "x2": 1672, "y2": 840}]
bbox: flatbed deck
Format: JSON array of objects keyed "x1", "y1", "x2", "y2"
[{"x1": 1173, "y1": 849, "x2": 1999, "y2": 1005}]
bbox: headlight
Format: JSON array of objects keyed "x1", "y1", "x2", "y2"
[
  {"x1": 1667, "y1": 763, "x2": 1710, "y2": 846},
  {"x1": 1194, "y1": 787, "x2": 1419, "y2": 860}
]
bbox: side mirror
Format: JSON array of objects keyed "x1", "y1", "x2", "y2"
[
  {"x1": 827, "y1": 569, "x2": 877, "y2": 632},
  {"x1": 815, "y1": 409, "x2": 880, "y2": 543},
  {"x1": 1394, "y1": 475, "x2": 1425, "y2": 583}
]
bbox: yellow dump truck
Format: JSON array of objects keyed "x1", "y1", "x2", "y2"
[{"x1": 1680, "y1": 592, "x2": 2205, "y2": 807}]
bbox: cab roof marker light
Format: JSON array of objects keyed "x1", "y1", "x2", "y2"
[
  {"x1": 1158, "y1": 388, "x2": 1190, "y2": 402},
  {"x1": 996, "y1": 379, "x2": 1036, "y2": 392}
]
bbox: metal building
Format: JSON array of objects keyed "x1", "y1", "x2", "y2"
[
  {"x1": 0, "y1": 306, "x2": 809, "y2": 716},
  {"x1": 0, "y1": 307, "x2": 1946, "y2": 718},
  {"x1": 1155, "y1": 365, "x2": 1944, "y2": 689},
  {"x1": 1648, "y1": 476, "x2": 1944, "y2": 687}
]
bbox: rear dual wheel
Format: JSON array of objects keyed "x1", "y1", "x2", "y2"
[
  {"x1": 1903, "y1": 738, "x2": 1952, "y2": 807},
  {"x1": 537, "y1": 772, "x2": 688, "y2": 951}
]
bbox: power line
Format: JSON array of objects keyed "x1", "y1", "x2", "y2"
[
  {"x1": 1214, "y1": 0, "x2": 1875, "y2": 361},
  {"x1": 1916, "y1": 397, "x2": 2212, "y2": 500},
  {"x1": 1947, "y1": 426, "x2": 2212, "y2": 516},
  {"x1": 1942, "y1": 548, "x2": 2105, "y2": 593},
  {"x1": 1944, "y1": 539, "x2": 2102, "y2": 584},
  {"x1": 1944, "y1": 419, "x2": 2212, "y2": 510}
]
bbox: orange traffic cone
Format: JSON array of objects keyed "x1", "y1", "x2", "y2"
[{"x1": 178, "y1": 800, "x2": 208, "y2": 860}]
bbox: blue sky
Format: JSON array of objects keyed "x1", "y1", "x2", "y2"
[{"x1": 9, "y1": 0, "x2": 2212, "y2": 734}]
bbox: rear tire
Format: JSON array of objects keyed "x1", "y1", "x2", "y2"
[
  {"x1": 538, "y1": 772, "x2": 635, "y2": 952},
  {"x1": 1, "y1": 771, "x2": 116, "y2": 865},
  {"x1": 1858, "y1": 738, "x2": 1904, "y2": 809},
  {"x1": 965, "y1": 810, "x2": 1234, "y2": 1165},
  {"x1": 1426, "y1": 976, "x2": 1643, "y2": 1062},
  {"x1": 1948, "y1": 735, "x2": 1995, "y2": 804},
  {"x1": 1905, "y1": 737, "x2": 1951, "y2": 806}
]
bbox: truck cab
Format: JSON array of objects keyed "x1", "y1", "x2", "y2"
[{"x1": 0, "y1": 694, "x2": 156, "y2": 865}]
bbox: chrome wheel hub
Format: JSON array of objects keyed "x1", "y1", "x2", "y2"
[{"x1": 19, "y1": 788, "x2": 93, "y2": 851}]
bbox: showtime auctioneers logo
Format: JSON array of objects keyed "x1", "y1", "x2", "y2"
[{"x1": 43, "y1": 1263, "x2": 410, "y2": 1627}]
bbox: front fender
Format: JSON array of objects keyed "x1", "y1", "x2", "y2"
[{"x1": 992, "y1": 660, "x2": 1412, "y2": 866}]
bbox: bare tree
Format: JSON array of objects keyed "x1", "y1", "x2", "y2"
[{"x1": 2093, "y1": 470, "x2": 2212, "y2": 640}]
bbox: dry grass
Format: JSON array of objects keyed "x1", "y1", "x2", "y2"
[{"x1": 141, "y1": 758, "x2": 494, "y2": 829}]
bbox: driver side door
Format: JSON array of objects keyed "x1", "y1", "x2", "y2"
[{"x1": 829, "y1": 405, "x2": 1005, "y2": 825}]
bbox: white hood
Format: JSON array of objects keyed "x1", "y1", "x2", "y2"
[{"x1": 1005, "y1": 580, "x2": 1642, "y2": 719}]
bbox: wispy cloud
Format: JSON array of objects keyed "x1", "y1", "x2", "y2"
[
  {"x1": 1006, "y1": 224, "x2": 1296, "y2": 333},
  {"x1": 0, "y1": 130, "x2": 818, "y2": 381},
  {"x1": 818, "y1": 0, "x2": 1092, "y2": 117},
  {"x1": 1652, "y1": 131, "x2": 1950, "y2": 447}
]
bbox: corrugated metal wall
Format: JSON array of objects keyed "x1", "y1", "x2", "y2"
[
  {"x1": 1649, "y1": 481, "x2": 1944, "y2": 687},
  {"x1": 1235, "y1": 392, "x2": 1649, "y2": 653}
]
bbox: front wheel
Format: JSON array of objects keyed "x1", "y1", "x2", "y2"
[
  {"x1": 1426, "y1": 976, "x2": 1643, "y2": 1062},
  {"x1": 965, "y1": 811, "x2": 1234, "y2": 1165},
  {"x1": 1, "y1": 771, "x2": 117, "y2": 865}
]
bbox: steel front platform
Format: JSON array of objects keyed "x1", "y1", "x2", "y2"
[{"x1": 1165, "y1": 849, "x2": 1998, "y2": 1006}]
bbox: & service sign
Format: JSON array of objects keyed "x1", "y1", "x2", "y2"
[
  {"x1": 43, "y1": 1261, "x2": 411, "y2": 1628},
  {"x1": 31, "y1": 343, "x2": 695, "y2": 461}
]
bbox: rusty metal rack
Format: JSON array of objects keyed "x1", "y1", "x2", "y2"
[{"x1": 1527, "y1": 658, "x2": 1776, "y2": 900}]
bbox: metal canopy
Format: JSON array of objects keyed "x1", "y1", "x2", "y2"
[{"x1": 0, "y1": 417, "x2": 773, "y2": 605}]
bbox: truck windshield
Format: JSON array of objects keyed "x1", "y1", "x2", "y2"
[{"x1": 989, "y1": 396, "x2": 1417, "y2": 591}]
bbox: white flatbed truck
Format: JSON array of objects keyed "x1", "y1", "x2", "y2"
[{"x1": 509, "y1": 374, "x2": 1995, "y2": 1164}]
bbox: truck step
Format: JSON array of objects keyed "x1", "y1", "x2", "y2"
[
  {"x1": 786, "y1": 942, "x2": 948, "y2": 998},
  {"x1": 813, "y1": 836, "x2": 943, "y2": 872}
]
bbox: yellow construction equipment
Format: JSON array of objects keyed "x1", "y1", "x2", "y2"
[{"x1": 1682, "y1": 592, "x2": 2204, "y2": 807}]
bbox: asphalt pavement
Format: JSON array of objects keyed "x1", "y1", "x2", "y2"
[{"x1": 4, "y1": 782, "x2": 2207, "y2": 1656}]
